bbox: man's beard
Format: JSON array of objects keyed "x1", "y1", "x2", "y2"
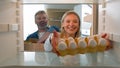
[{"x1": 37, "y1": 21, "x2": 47, "y2": 30}]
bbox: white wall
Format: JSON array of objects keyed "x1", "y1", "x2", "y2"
[
  {"x1": 0, "y1": 0, "x2": 18, "y2": 62},
  {"x1": 98, "y1": 0, "x2": 120, "y2": 41},
  {"x1": 98, "y1": 0, "x2": 120, "y2": 62},
  {"x1": 23, "y1": 5, "x2": 46, "y2": 40},
  {"x1": 105, "y1": 0, "x2": 120, "y2": 34},
  {"x1": 74, "y1": 5, "x2": 92, "y2": 36},
  {"x1": 0, "y1": 0, "x2": 24, "y2": 63}
]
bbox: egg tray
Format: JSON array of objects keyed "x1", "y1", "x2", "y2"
[{"x1": 56, "y1": 36, "x2": 108, "y2": 56}]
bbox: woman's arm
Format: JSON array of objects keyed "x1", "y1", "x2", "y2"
[{"x1": 51, "y1": 31, "x2": 60, "y2": 56}]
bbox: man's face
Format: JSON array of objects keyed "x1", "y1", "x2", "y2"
[{"x1": 35, "y1": 13, "x2": 48, "y2": 29}]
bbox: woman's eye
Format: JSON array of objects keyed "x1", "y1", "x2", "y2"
[
  {"x1": 73, "y1": 20, "x2": 78, "y2": 23},
  {"x1": 66, "y1": 20, "x2": 70, "y2": 23}
]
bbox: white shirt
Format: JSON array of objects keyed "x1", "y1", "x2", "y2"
[
  {"x1": 38, "y1": 32, "x2": 46, "y2": 39},
  {"x1": 44, "y1": 33, "x2": 53, "y2": 51}
]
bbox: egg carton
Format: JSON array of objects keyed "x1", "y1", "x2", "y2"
[{"x1": 56, "y1": 35, "x2": 108, "y2": 56}]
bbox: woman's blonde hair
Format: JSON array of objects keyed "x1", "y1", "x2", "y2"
[{"x1": 61, "y1": 10, "x2": 81, "y2": 38}]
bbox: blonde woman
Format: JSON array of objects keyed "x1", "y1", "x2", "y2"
[{"x1": 44, "y1": 10, "x2": 112, "y2": 55}]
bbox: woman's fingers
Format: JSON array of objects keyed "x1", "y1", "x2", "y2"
[
  {"x1": 51, "y1": 38, "x2": 60, "y2": 56},
  {"x1": 53, "y1": 30, "x2": 59, "y2": 37},
  {"x1": 105, "y1": 39, "x2": 113, "y2": 50},
  {"x1": 101, "y1": 33, "x2": 109, "y2": 39},
  {"x1": 100, "y1": 33, "x2": 113, "y2": 50},
  {"x1": 51, "y1": 31, "x2": 60, "y2": 56}
]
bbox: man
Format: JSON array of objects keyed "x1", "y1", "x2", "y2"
[{"x1": 26, "y1": 10, "x2": 60, "y2": 43}]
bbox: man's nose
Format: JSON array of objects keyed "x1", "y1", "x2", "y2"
[
  {"x1": 39, "y1": 20, "x2": 45, "y2": 23},
  {"x1": 40, "y1": 19, "x2": 45, "y2": 21}
]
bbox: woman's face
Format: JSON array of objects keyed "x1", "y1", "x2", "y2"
[{"x1": 62, "y1": 14, "x2": 79, "y2": 36}]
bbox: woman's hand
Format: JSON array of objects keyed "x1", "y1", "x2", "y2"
[
  {"x1": 100, "y1": 33, "x2": 113, "y2": 50},
  {"x1": 51, "y1": 31, "x2": 60, "y2": 56}
]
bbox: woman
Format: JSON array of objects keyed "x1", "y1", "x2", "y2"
[
  {"x1": 44, "y1": 10, "x2": 112, "y2": 56},
  {"x1": 44, "y1": 10, "x2": 80, "y2": 52}
]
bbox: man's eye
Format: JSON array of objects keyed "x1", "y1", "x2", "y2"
[
  {"x1": 37, "y1": 18, "x2": 41, "y2": 20},
  {"x1": 43, "y1": 17, "x2": 46, "y2": 20}
]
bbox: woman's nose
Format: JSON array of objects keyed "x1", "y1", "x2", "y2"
[{"x1": 69, "y1": 22, "x2": 74, "y2": 26}]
